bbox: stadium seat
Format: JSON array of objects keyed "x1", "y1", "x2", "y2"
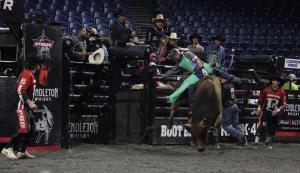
[
  {"x1": 282, "y1": 42, "x2": 295, "y2": 50},
  {"x1": 82, "y1": 18, "x2": 94, "y2": 24},
  {"x1": 239, "y1": 41, "x2": 252, "y2": 50},
  {"x1": 226, "y1": 41, "x2": 238, "y2": 49},
  {"x1": 262, "y1": 48, "x2": 276, "y2": 55},
  {"x1": 68, "y1": 16, "x2": 81, "y2": 23},
  {"x1": 277, "y1": 48, "x2": 291, "y2": 56},
  {"x1": 247, "y1": 48, "x2": 260, "y2": 55},
  {"x1": 69, "y1": 22, "x2": 80, "y2": 30},
  {"x1": 81, "y1": 11, "x2": 91, "y2": 18},
  {"x1": 83, "y1": 23, "x2": 94, "y2": 28},
  {"x1": 56, "y1": 10, "x2": 65, "y2": 16}
]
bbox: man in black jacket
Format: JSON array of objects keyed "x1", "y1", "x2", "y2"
[
  {"x1": 110, "y1": 8, "x2": 132, "y2": 45},
  {"x1": 145, "y1": 14, "x2": 166, "y2": 50},
  {"x1": 221, "y1": 78, "x2": 247, "y2": 145},
  {"x1": 63, "y1": 26, "x2": 90, "y2": 62}
]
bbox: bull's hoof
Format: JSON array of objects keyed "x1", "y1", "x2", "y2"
[{"x1": 197, "y1": 147, "x2": 205, "y2": 152}]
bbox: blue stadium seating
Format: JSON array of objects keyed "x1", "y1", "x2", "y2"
[
  {"x1": 23, "y1": 0, "x2": 300, "y2": 57},
  {"x1": 154, "y1": 0, "x2": 300, "y2": 56},
  {"x1": 24, "y1": 0, "x2": 133, "y2": 36}
]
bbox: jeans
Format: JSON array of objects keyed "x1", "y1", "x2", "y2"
[
  {"x1": 222, "y1": 104, "x2": 244, "y2": 139},
  {"x1": 213, "y1": 69, "x2": 235, "y2": 82}
]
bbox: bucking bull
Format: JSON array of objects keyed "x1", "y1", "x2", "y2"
[{"x1": 169, "y1": 76, "x2": 222, "y2": 152}]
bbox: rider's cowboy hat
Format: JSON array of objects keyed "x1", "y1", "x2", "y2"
[
  {"x1": 269, "y1": 75, "x2": 285, "y2": 86},
  {"x1": 169, "y1": 32, "x2": 180, "y2": 40},
  {"x1": 88, "y1": 48, "x2": 105, "y2": 65}
]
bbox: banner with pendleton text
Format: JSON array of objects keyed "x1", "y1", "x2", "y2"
[
  {"x1": 24, "y1": 24, "x2": 62, "y2": 148},
  {"x1": 278, "y1": 90, "x2": 300, "y2": 132}
]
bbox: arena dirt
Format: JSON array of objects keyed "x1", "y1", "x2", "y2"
[{"x1": 0, "y1": 143, "x2": 300, "y2": 173}]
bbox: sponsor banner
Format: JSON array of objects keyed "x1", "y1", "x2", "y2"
[
  {"x1": 220, "y1": 117, "x2": 258, "y2": 142},
  {"x1": 24, "y1": 24, "x2": 62, "y2": 147},
  {"x1": 278, "y1": 91, "x2": 300, "y2": 132},
  {"x1": 284, "y1": 58, "x2": 300, "y2": 69},
  {"x1": 152, "y1": 117, "x2": 191, "y2": 145},
  {"x1": 69, "y1": 107, "x2": 111, "y2": 143},
  {"x1": 69, "y1": 114, "x2": 100, "y2": 141},
  {"x1": 0, "y1": 0, "x2": 24, "y2": 23},
  {"x1": 152, "y1": 116, "x2": 259, "y2": 145}
]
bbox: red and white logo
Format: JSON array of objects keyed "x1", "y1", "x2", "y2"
[{"x1": 33, "y1": 30, "x2": 54, "y2": 60}]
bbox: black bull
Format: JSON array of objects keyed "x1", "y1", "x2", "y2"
[{"x1": 169, "y1": 76, "x2": 222, "y2": 152}]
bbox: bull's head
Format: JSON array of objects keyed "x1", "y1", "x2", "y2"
[{"x1": 191, "y1": 119, "x2": 210, "y2": 152}]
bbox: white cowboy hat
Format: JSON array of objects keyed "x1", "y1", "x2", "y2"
[
  {"x1": 88, "y1": 48, "x2": 104, "y2": 64},
  {"x1": 288, "y1": 73, "x2": 297, "y2": 80},
  {"x1": 154, "y1": 14, "x2": 164, "y2": 21},
  {"x1": 169, "y1": 32, "x2": 180, "y2": 40}
]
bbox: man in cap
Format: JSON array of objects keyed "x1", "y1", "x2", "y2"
[
  {"x1": 205, "y1": 34, "x2": 238, "y2": 85},
  {"x1": 187, "y1": 33, "x2": 204, "y2": 52},
  {"x1": 1, "y1": 55, "x2": 42, "y2": 159},
  {"x1": 110, "y1": 7, "x2": 132, "y2": 45},
  {"x1": 283, "y1": 73, "x2": 298, "y2": 90},
  {"x1": 255, "y1": 76, "x2": 286, "y2": 149},
  {"x1": 206, "y1": 34, "x2": 226, "y2": 69},
  {"x1": 145, "y1": 13, "x2": 166, "y2": 50},
  {"x1": 63, "y1": 26, "x2": 91, "y2": 62}
]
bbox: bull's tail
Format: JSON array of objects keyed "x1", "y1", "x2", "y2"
[
  {"x1": 210, "y1": 76, "x2": 222, "y2": 129},
  {"x1": 210, "y1": 76, "x2": 222, "y2": 149}
]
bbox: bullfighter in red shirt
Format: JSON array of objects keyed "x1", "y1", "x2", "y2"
[
  {"x1": 255, "y1": 76, "x2": 286, "y2": 149},
  {"x1": 1, "y1": 55, "x2": 42, "y2": 159}
]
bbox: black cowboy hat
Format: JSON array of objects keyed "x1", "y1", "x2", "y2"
[
  {"x1": 113, "y1": 8, "x2": 125, "y2": 17},
  {"x1": 269, "y1": 75, "x2": 285, "y2": 86},
  {"x1": 212, "y1": 34, "x2": 225, "y2": 42},
  {"x1": 189, "y1": 33, "x2": 202, "y2": 42}
]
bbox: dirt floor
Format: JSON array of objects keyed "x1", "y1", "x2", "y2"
[{"x1": 0, "y1": 143, "x2": 300, "y2": 173}]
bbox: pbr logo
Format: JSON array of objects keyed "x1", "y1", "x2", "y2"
[{"x1": 33, "y1": 30, "x2": 54, "y2": 60}]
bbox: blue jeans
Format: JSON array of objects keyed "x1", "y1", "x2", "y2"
[
  {"x1": 213, "y1": 69, "x2": 235, "y2": 82},
  {"x1": 222, "y1": 104, "x2": 244, "y2": 139}
]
